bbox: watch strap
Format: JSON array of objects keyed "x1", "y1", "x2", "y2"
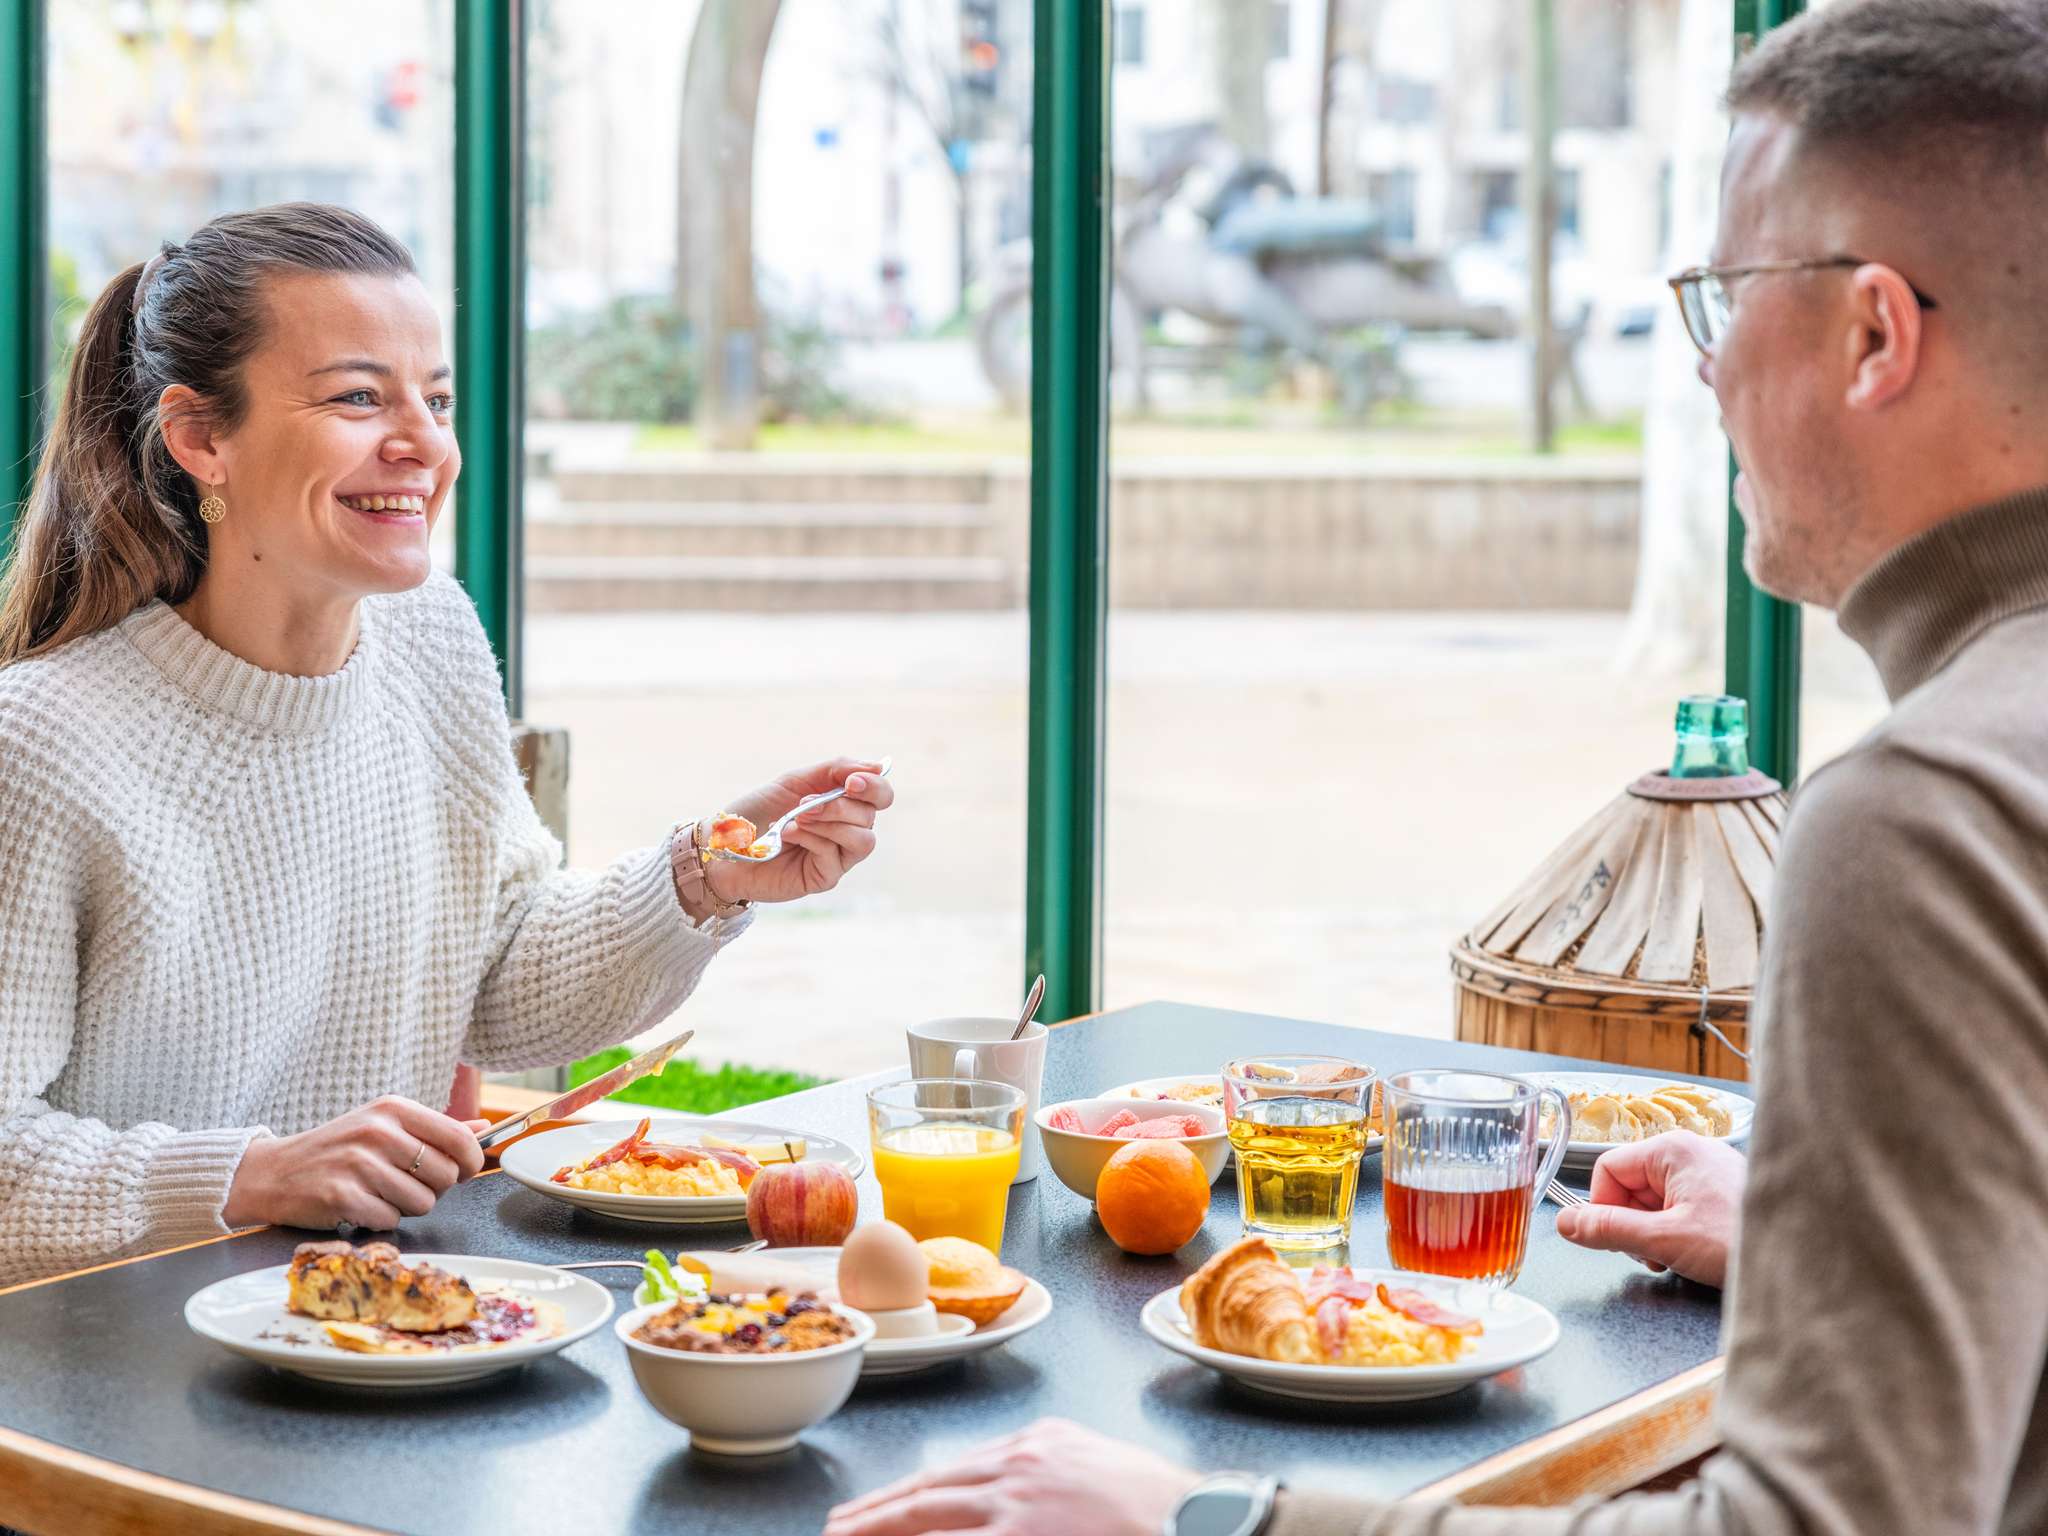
[{"x1": 668, "y1": 819, "x2": 752, "y2": 921}]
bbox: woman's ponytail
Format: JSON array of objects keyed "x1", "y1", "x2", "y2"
[
  {"x1": 0, "y1": 202, "x2": 415, "y2": 668},
  {"x1": 0, "y1": 258, "x2": 204, "y2": 665}
]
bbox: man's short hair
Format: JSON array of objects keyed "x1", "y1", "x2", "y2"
[{"x1": 1730, "y1": 0, "x2": 2048, "y2": 166}]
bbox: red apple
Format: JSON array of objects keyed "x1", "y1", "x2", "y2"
[{"x1": 745, "y1": 1161, "x2": 857, "y2": 1247}]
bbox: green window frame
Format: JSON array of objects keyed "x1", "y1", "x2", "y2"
[{"x1": 0, "y1": 0, "x2": 1804, "y2": 1023}]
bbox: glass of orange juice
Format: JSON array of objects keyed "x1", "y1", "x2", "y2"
[{"x1": 867, "y1": 1079, "x2": 1026, "y2": 1253}]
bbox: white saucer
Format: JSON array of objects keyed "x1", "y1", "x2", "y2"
[{"x1": 768, "y1": 1246, "x2": 1054, "y2": 1376}]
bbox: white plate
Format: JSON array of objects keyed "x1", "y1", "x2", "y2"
[
  {"x1": 768, "y1": 1246, "x2": 1054, "y2": 1377},
  {"x1": 498, "y1": 1118, "x2": 866, "y2": 1225},
  {"x1": 185, "y1": 1254, "x2": 614, "y2": 1388},
  {"x1": 1524, "y1": 1072, "x2": 1754, "y2": 1171},
  {"x1": 1103, "y1": 1075, "x2": 1385, "y2": 1155},
  {"x1": 1140, "y1": 1270, "x2": 1559, "y2": 1403}
]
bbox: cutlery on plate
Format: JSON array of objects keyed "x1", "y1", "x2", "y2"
[
  {"x1": 475, "y1": 1028, "x2": 696, "y2": 1152},
  {"x1": 555, "y1": 1239, "x2": 769, "y2": 1273},
  {"x1": 706, "y1": 757, "x2": 893, "y2": 864}
]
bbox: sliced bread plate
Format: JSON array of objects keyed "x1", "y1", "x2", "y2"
[
  {"x1": 1141, "y1": 1270, "x2": 1558, "y2": 1404},
  {"x1": 1525, "y1": 1071, "x2": 1753, "y2": 1172},
  {"x1": 185, "y1": 1254, "x2": 613, "y2": 1388},
  {"x1": 498, "y1": 1117, "x2": 865, "y2": 1225}
]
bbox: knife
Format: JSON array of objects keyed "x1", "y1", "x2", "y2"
[{"x1": 476, "y1": 1028, "x2": 695, "y2": 1152}]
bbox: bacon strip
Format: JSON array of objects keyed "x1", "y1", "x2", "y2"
[
  {"x1": 551, "y1": 1117, "x2": 651, "y2": 1183},
  {"x1": 1377, "y1": 1282, "x2": 1481, "y2": 1335},
  {"x1": 1314, "y1": 1295, "x2": 1351, "y2": 1360}
]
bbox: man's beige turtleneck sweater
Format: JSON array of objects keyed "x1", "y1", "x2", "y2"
[{"x1": 1273, "y1": 491, "x2": 2048, "y2": 1535}]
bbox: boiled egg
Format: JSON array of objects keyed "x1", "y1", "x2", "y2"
[{"x1": 837, "y1": 1220, "x2": 929, "y2": 1312}]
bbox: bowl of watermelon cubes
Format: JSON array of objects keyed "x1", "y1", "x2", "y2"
[{"x1": 1034, "y1": 1098, "x2": 1231, "y2": 1201}]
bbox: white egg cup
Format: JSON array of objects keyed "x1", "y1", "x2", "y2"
[{"x1": 860, "y1": 1300, "x2": 941, "y2": 1340}]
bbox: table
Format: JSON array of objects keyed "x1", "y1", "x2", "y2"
[{"x1": 0, "y1": 1003, "x2": 1735, "y2": 1536}]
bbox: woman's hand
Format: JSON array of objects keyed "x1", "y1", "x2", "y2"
[
  {"x1": 824, "y1": 1418, "x2": 1200, "y2": 1536},
  {"x1": 223, "y1": 1096, "x2": 488, "y2": 1232},
  {"x1": 702, "y1": 757, "x2": 894, "y2": 907},
  {"x1": 1553, "y1": 1131, "x2": 1747, "y2": 1287}
]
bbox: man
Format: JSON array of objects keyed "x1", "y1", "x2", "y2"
[{"x1": 824, "y1": 2, "x2": 2048, "y2": 1532}]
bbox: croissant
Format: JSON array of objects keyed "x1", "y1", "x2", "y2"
[{"x1": 1180, "y1": 1237, "x2": 1318, "y2": 1364}]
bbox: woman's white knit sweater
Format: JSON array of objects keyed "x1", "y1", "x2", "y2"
[{"x1": 0, "y1": 571, "x2": 745, "y2": 1287}]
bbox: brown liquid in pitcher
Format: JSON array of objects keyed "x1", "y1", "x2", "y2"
[{"x1": 1384, "y1": 1174, "x2": 1534, "y2": 1281}]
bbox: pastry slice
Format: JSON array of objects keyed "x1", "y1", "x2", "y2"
[
  {"x1": 1179, "y1": 1237, "x2": 1318, "y2": 1365},
  {"x1": 1621, "y1": 1095, "x2": 1679, "y2": 1137},
  {"x1": 1572, "y1": 1094, "x2": 1630, "y2": 1143},
  {"x1": 919, "y1": 1237, "x2": 1028, "y2": 1326},
  {"x1": 1649, "y1": 1093, "x2": 1711, "y2": 1137},
  {"x1": 1654, "y1": 1085, "x2": 1734, "y2": 1136},
  {"x1": 287, "y1": 1241, "x2": 477, "y2": 1334}
]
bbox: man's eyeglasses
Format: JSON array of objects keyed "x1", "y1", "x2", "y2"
[{"x1": 1667, "y1": 257, "x2": 1939, "y2": 355}]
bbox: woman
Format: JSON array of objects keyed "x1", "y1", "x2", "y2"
[{"x1": 0, "y1": 203, "x2": 892, "y2": 1288}]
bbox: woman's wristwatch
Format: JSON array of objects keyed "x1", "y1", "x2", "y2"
[
  {"x1": 668, "y1": 819, "x2": 752, "y2": 922},
  {"x1": 1164, "y1": 1474, "x2": 1282, "y2": 1536}
]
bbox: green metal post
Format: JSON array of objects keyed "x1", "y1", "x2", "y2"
[
  {"x1": 453, "y1": 0, "x2": 525, "y2": 713},
  {"x1": 1725, "y1": 0, "x2": 1803, "y2": 785},
  {"x1": 1025, "y1": 0, "x2": 1111, "y2": 1021},
  {"x1": 0, "y1": 0, "x2": 45, "y2": 563}
]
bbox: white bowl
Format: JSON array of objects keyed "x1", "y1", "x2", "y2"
[
  {"x1": 616, "y1": 1300, "x2": 875, "y2": 1454},
  {"x1": 1034, "y1": 1097, "x2": 1231, "y2": 1201}
]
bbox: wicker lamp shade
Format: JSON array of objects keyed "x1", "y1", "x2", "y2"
[{"x1": 1451, "y1": 767, "x2": 1786, "y2": 1080}]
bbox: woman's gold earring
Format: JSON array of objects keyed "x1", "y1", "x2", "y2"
[{"x1": 198, "y1": 491, "x2": 226, "y2": 525}]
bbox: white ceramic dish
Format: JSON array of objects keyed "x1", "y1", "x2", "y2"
[
  {"x1": 498, "y1": 1117, "x2": 865, "y2": 1225},
  {"x1": 767, "y1": 1245, "x2": 1054, "y2": 1377},
  {"x1": 1035, "y1": 1098, "x2": 1231, "y2": 1201},
  {"x1": 184, "y1": 1254, "x2": 614, "y2": 1389},
  {"x1": 616, "y1": 1298, "x2": 875, "y2": 1454},
  {"x1": 1140, "y1": 1270, "x2": 1559, "y2": 1404},
  {"x1": 1102, "y1": 1074, "x2": 1384, "y2": 1158},
  {"x1": 1524, "y1": 1072, "x2": 1754, "y2": 1171}
]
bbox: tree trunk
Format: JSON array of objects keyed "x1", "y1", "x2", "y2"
[
  {"x1": 1211, "y1": 0, "x2": 1269, "y2": 157},
  {"x1": 677, "y1": 0, "x2": 784, "y2": 452},
  {"x1": 1617, "y1": 0, "x2": 1732, "y2": 674},
  {"x1": 1523, "y1": 0, "x2": 1557, "y2": 453},
  {"x1": 1316, "y1": 0, "x2": 1341, "y2": 195}
]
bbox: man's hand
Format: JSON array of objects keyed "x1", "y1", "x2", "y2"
[
  {"x1": 824, "y1": 1418, "x2": 1200, "y2": 1536},
  {"x1": 224, "y1": 1096, "x2": 488, "y2": 1232},
  {"x1": 1553, "y1": 1131, "x2": 1747, "y2": 1288},
  {"x1": 701, "y1": 758, "x2": 894, "y2": 907}
]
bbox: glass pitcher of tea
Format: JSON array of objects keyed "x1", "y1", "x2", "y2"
[{"x1": 1380, "y1": 1070, "x2": 1571, "y2": 1288}]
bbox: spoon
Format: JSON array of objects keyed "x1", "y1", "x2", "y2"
[
  {"x1": 707, "y1": 757, "x2": 894, "y2": 864},
  {"x1": 1010, "y1": 973, "x2": 1047, "y2": 1041}
]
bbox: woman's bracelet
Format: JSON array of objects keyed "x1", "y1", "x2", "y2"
[{"x1": 668, "y1": 818, "x2": 752, "y2": 922}]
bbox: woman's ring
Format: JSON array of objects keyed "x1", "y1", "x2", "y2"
[{"x1": 408, "y1": 1140, "x2": 426, "y2": 1175}]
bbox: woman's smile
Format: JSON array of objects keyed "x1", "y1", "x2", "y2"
[{"x1": 336, "y1": 489, "x2": 430, "y2": 525}]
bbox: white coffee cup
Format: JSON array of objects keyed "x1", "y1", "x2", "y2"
[{"x1": 906, "y1": 1017, "x2": 1048, "y2": 1185}]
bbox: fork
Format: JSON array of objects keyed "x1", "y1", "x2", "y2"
[
  {"x1": 706, "y1": 757, "x2": 894, "y2": 864},
  {"x1": 555, "y1": 1239, "x2": 768, "y2": 1272},
  {"x1": 1542, "y1": 1179, "x2": 1587, "y2": 1210}
]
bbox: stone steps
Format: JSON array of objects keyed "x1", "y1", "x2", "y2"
[
  {"x1": 525, "y1": 502, "x2": 998, "y2": 560},
  {"x1": 525, "y1": 554, "x2": 1015, "y2": 613}
]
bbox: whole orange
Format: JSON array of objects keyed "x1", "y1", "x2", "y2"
[{"x1": 1095, "y1": 1139, "x2": 1211, "y2": 1254}]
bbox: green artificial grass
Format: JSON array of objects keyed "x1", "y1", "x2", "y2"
[{"x1": 566, "y1": 1049, "x2": 827, "y2": 1114}]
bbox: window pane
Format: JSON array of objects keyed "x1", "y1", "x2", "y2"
[
  {"x1": 523, "y1": 0, "x2": 1033, "y2": 1082},
  {"x1": 1103, "y1": 0, "x2": 1734, "y2": 1034},
  {"x1": 47, "y1": 0, "x2": 454, "y2": 396}
]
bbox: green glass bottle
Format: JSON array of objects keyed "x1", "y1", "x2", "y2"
[{"x1": 1669, "y1": 695, "x2": 1750, "y2": 779}]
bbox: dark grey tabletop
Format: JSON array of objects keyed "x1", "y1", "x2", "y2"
[{"x1": 0, "y1": 1003, "x2": 1735, "y2": 1536}]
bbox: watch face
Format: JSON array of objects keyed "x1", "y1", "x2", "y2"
[{"x1": 1177, "y1": 1485, "x2": 1259, "y2": 1536}]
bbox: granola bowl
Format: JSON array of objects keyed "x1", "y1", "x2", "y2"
[{"x1": 615, "y1": 1298, "x2": 875, "y2": 1455}]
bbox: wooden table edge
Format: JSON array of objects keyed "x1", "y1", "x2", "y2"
[
  {"x1": 1412, "y1": 1357, "x2": 1724, "y2": 1507},
  {"x1": 0, "y1": 1423, "x2": 388, "y2": 1536}
]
